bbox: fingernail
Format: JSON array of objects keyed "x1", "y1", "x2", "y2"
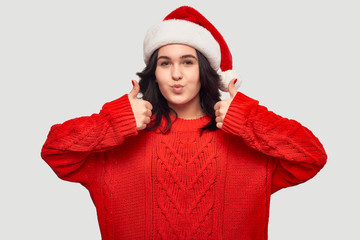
[
  {"x1": 131, "y1": 80, "x2": 135, "y2": 86},
  {"x1": 234, "y1": 79, "x2": 238, "y2": 84}
]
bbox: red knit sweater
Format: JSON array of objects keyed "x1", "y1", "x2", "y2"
[{"x1": 41, "y1": 92, "x2": 327, "y2": 239}]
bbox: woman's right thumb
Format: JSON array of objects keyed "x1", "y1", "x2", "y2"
[{"x1": 129, "y1": 80, "x2": 140, "y2": 99}]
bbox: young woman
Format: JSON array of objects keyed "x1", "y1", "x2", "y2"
[{"x1": 41, "y1": 6, "x2": 327, "y2": 240}]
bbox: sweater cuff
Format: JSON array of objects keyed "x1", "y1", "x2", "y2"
[
  {"x1": 221, "y1": 92, "x2": 259, "y2": 136},
  {"x1": 101, "y1": 94, "x2": 138, "y2": 139}
]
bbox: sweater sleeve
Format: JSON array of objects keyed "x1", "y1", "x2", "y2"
[
  {"x1": 41, "y1": 94, "x2": 138, "y2": 184},
  {"x1": 222, "y1": 92, "x2": 327, "y2": 193}
]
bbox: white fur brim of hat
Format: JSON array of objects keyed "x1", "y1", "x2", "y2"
[{"x1": 143, "y1": 19, "x2": 221, "y2": 71}]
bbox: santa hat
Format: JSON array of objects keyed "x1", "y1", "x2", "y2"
[{"x1": 143, "y1": 6, "x2": 241, "y2": 92}]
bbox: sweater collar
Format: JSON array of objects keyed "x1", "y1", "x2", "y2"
[{"x1": 156, "y1": 114, "x2": 211, "y2": 133}]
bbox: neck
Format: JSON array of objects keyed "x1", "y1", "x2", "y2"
[{"x1": 168, "y1": 98, "x2": 204, "y2": 120}]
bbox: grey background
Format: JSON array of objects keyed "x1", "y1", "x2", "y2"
[{"x1": 1, "y1": 0, "x2": 359, "y2": 239}]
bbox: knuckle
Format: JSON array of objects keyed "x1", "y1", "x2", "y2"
[
  {"x1": 140, "y1": 100, "x2": 147, "y2": 106},
  {"x1": 144, "y1": 117, "x2": 150, "y2": 124}
]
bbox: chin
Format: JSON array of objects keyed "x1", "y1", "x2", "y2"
[
  {"x1": 168, "y1": 100, "x2": 188, "y2": 107},
  {"x1": 168, "y1": 97, "x2": 199, "y2": 109}
]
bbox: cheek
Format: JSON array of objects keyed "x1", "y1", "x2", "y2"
[
  {"x1": 155, "y1": 67, "x2": 167, "y2": 84},
  {"x1": 154, "y1": 70, "x2": 168, "y2": 97},
  {"x1": 194, "y1": 81, "x2": 201, "y2": 96},
  {"x1": 191, "y1": 71, "x2": 201, "y2": 89},
  {"x1": 155, "y1": 73, "x2": 164, "y2": 87}
]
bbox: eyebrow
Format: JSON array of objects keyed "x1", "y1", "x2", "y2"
[{"x1": 157, "y1": 55, "x2": 198, "y2": 61}]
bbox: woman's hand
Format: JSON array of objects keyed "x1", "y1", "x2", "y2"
[
  {"x1": 214, "y1": 79, "x2": 238, "y2": 129},
  {"x1": 128, "y1": 80, "x2": 153, "y2": 131}
]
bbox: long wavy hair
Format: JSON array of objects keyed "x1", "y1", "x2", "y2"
[{"x1": 137, "y1": 48, "x2": 221, "y2": 133}]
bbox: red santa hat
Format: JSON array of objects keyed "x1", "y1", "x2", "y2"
[{"x1": 143, "y1": 6, "x2": 241, "y2": 92}]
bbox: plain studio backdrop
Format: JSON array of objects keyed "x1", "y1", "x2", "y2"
[{"x1": 1, "y1": 0, "x2": 359, "y2": 239}]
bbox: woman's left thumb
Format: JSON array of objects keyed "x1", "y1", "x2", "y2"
[{"x1": 228, "y1": 79, "x2": 238, "y2": 98}]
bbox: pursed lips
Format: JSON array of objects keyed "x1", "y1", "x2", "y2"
[{"x1": 171, "y1": 84, "x2": 184, "y2": 93}]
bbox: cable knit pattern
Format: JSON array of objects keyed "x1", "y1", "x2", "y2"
[
  {"x1": 41, "y1": 93, "x2": 327, "y2": 239},
  {"x1": 152, "y1": 130, "x2": 218, "y2": 239},
  {"x1": 222, "y1": 92, "x2": 327, "y2": 193}
]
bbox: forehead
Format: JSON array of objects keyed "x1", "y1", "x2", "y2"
[{"x1": 158, "y1": 44, "x2": 197, "y2": 57}]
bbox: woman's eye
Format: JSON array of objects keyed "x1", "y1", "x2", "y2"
[
  {"x1": 160, "y1": 61, "x2": 169, "y2": 66},
  {"x1": 184, "y1": 60, "x2": 193, "y2": 65}
]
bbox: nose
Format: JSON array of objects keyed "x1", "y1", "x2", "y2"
[{"x1": 171, "y1": 64, "x2": 183, "y2": 81}]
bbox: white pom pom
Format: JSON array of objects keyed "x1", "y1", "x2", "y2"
[{"x1": 219, "y1": 70, "x2": 242, "y2": 92}]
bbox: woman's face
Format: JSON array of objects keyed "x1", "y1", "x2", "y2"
[{"x1": 155, "y1": 44, "x2": 201, "y2": 116}]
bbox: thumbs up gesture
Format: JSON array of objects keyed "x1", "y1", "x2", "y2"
[
  {"x1": 214, "y1": 79, "x2": 238, "y2": 129},
  {"x1": 128, "y1": 80, "x2": 153, "y2": 131}
]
